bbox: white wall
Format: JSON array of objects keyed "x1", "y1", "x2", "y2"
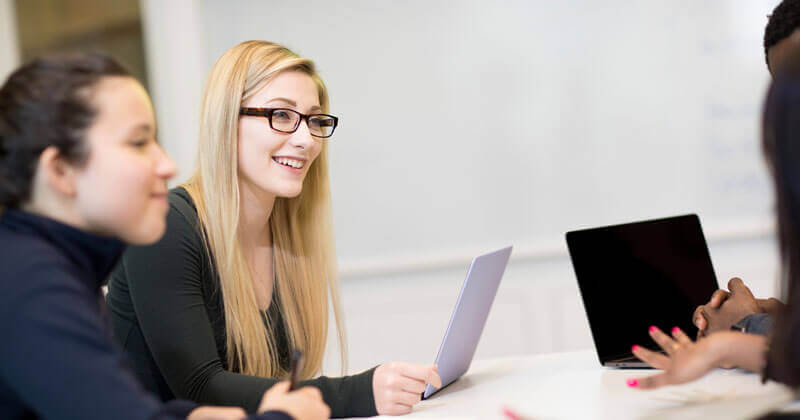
[
  {"x1": 140, "y1": 1, "x2": 781, "y2": 375},
  {"x1": 139, "y1": 0, "x2": 205, "y2": 183},
  {"x1": 0, "y1": 0, "x2": 19, "y2": 81},
  {"x1": 191, "y1": 0, "x2": 777, "y2": 266}
]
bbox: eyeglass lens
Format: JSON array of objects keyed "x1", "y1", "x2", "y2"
[{"x1": 271, "y1": 109, "x2": 336, "y2": 137}]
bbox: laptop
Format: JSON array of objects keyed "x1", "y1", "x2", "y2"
[
  {"x1": 422, "y1": 246, "x2": 513, "y2": 399},
  {"x1": 566, "y1": 214, "x2": 718, "y2": 368}
]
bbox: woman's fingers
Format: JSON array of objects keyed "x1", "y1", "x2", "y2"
[
  {"x1": 394, "y1": 389, "x2": 422, "y2": 407},
  {"x1": 649, "y1": 326, "x2": 680, "y2": 355},
  {"x1": 394, "y1": 375, "x2": 428, "y2": 394},
  {"x1": 629, "y1": 326, "x2": 706, "y2": 391},
  {"x1": 670, "y1": 327, "x2": 693, "y2": 346},
  {"x1": 708, "y1": 289, "x2": 731, "y2": 308},
  {"x1": 693, "y1": 305, "x2": 707, "y2": 331},
  {"x1": 374, "y1": 362, "x2": 436, "y2": 415},
  {"x1": 632, "y1": 345, "x2": 670, "y2": 369},
  {"x1": 398, "y1": 363, "x2": 442, "y2": 388},
  {"x1": 630, "y1": 372, "x2": 670, "y2": 390},
  {"x1": 187, "y1": 406, "x2": 247, "y2": 420}
]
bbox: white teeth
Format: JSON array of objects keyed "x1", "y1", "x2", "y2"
[{"x1": 274, "y1": 157, "x2": 304, "y2": 169}]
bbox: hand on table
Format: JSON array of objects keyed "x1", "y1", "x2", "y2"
[
  {"x1": 693, "y1": 277, "x2": 781, "y2": 337},
  {"x1": 373, "y1": 362, "x2": 442, "y2": 415},
  {"x1": 628, "y1": 326, "x2": 733, "y2": 390},
  {"x1": 258, "y1": 381, "x2": 330, "y2": 420},
  {"x1": 187, "y1": 407, "x2": 246, "y2": 420}
]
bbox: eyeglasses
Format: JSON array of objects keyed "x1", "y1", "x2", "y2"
[{"x1": 239, "y1": 107, "x2": 339, "y2": 139}]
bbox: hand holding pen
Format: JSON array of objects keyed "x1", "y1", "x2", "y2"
[{"x1": 258, "y1": 350, "x2": 331, "y2": 420}]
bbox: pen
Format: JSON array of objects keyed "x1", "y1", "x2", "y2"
[
  {"x1": 288, "y1": 349, "x2": 303, "y2": 391},
  {"x1": 502, "y1": 405, "x2": 529, "y2": 420}
]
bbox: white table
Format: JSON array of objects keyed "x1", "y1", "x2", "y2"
[{"x1": 349, "y1": 350, "x2": 795, "y2": 420}]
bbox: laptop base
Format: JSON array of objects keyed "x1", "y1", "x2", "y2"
[
  {"x1": 603, "y1": 354, "x2": 655, "y2": 368},
  {"x1": 603, "y1": 361, "x2": 653, "y2": 368}
]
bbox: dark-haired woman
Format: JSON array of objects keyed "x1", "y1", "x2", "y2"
[
  {"x1": 0, "y1": 53, "x2": 328, "y2": 420},
  {"x1": 626, "y1": 50, "x2": 800, "y2": 390}
]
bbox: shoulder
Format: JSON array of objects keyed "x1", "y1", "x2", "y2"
[
  {"x1": 169, "y1": 186, "x2": 199, "y2": 226},
  {"x1": 158, "y1": 186, "x2": 204, "y2": 246},
  {"x1": 113, "y1": 187, "x2": 209, "y2": 284}
]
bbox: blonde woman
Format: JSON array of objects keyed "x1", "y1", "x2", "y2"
[
  {"x1": 106, "y1": 41, "x2": 441, "y2": 418},
  {"x1": 0, "y1": 53, "x2": 328, "y2": 420}
]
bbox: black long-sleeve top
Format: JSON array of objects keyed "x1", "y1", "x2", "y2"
[
  {"x1": 106, "y1": 188, "x2": 377, "y2": 418},
  {"x1": 0, "y1": 208, "x2": 291, "y2": 420}
]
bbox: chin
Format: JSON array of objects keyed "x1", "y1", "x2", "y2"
[
  {"x1": 122, "y1": 221, "x2": 166, "y2": 245},
  {"x1": 282, "y1": 189, "x2": 303, "y2": 198},
  {"x1": 268, "y1": 183, "x2": 304, "y2": 199}
]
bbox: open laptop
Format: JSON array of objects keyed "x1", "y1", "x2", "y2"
[
  {"x1": 422, "y1": 246, "x2": 513, "y2": 399},
  {"x1": 566, "y1": 214, "x2": 718, "y2": 367}
]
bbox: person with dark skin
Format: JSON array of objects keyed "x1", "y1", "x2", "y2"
[
  {"x1": 630, "y1": 46, "x2": 800, "y2": 390},
  {"x1": 693, "y1": 0, "x2": 800, "y2": 338}
]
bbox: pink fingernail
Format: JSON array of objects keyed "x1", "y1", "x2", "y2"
[
  {"x1": 627, "y1": 379, "x2": 638, "y2": 387},
  {"x1": 631, "y1": 345, "x2": 640, "y2": 352},
  {"x1": 649, "y1": 326, "x2": 658, "y2": 333},
  {"x1": 672, "y1": 327, "x2": 680, "y2": 334},
  {"x1": 501, "y1": 407, "x2": 523, "y2": 420}
]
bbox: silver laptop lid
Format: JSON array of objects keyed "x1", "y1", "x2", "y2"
[{"x1": 422, "y1": 246, "x2": 513, "y2": 399}]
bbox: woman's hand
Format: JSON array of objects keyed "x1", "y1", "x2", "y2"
[
  {"x1": 373, "y1": 362, "x2": 442, "y2": 415},
  {"x1": 628, "y1": 326, "x2": 727, "y2": 390},
  {"x1": 693, "y1": 278, "x2": 762, "y2": 337},
  {"x1": 258, "y1": 381, "x2": 330, "y2": 420},
  {"x1": 187, "y1": 406, "x2": 246, "y2": 420}
]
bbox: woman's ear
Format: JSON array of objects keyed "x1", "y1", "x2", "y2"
[{"x1": 37, "y1": 146, "x2": 79, "y2": 197}]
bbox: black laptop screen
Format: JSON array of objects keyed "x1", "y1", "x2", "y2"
[{"x1": 566, "y1": 214, "x2": 718, "y2": 362}]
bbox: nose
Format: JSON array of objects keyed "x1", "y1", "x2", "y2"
[
  {"x1": 153, "y1": 143, "x2": 177, "y2": 180},
  {"x1": 288, "y1": 118, "x2": 315, "y2": 149}
]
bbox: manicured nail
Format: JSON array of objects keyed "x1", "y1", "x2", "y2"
[
  {"x1": 649, "y1": 326, "x2": 658, "y2": 333},
  {"x1": 631, "y1": 345, "x2": 640, "y2": 352},
  {"x1": 672, "y1": 327, "x2": 680, "y2": 334},
  {"x1": 501, "y1": 407, "x2": 524, "y2": 420},
  {"x1": 627, "y1": 378, "x2": 638, "y2": 387}
]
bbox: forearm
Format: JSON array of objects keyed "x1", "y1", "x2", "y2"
[
  {"x1": 302, "y1": 368, "x2": 377, "y2": 418},
  {"x1": 714, "y1": 331, "x2": 768, "y2": 373},
  {"x1": 189, "y1": 369, "x2": 274, "y2": 412}
]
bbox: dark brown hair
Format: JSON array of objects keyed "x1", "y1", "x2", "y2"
[
  {"x1": 762, "y1": 46, "x2": 800, "y2": 386},
  {"x1": 765, "y1": 0, "x2": 800, "y2": 71},
  {"x1": 0, "y1": 53, "x2": 130, "y2": 208}
]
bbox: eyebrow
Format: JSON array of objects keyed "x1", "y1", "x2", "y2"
[
  {"x1": 264, "y1": 97, "x2": 322, "y2": 112},
  {"x1": 128, "y1": 123, "x2": 154, "y2": 137}
]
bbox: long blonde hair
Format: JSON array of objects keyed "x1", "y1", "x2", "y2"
[{"x1": 182, "y1": 40, "x2": 345, "y2": 379}]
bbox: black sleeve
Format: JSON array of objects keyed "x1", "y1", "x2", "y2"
[
  {"x1": 119, "y1": 200, "x2": 377, "y2": 417},
  {"x1": 0, "y1": 261, "x2": 198, "y2": 420}
]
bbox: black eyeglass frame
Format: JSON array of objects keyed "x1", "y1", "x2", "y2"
[{"x1": 239, "y1": 107, "x2": 339, "y2": 139}]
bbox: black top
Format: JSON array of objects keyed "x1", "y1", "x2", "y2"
[
  {"x1": 106, "y1": 188, "x2": 377, "y2": 418},
  {"x1": 0, "y1": 208, "x2": 291, "y2": 420}
]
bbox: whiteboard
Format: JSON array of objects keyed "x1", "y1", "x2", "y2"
[{"x1": 197, "y1": 0, "x2": 779, "y2": 267}]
